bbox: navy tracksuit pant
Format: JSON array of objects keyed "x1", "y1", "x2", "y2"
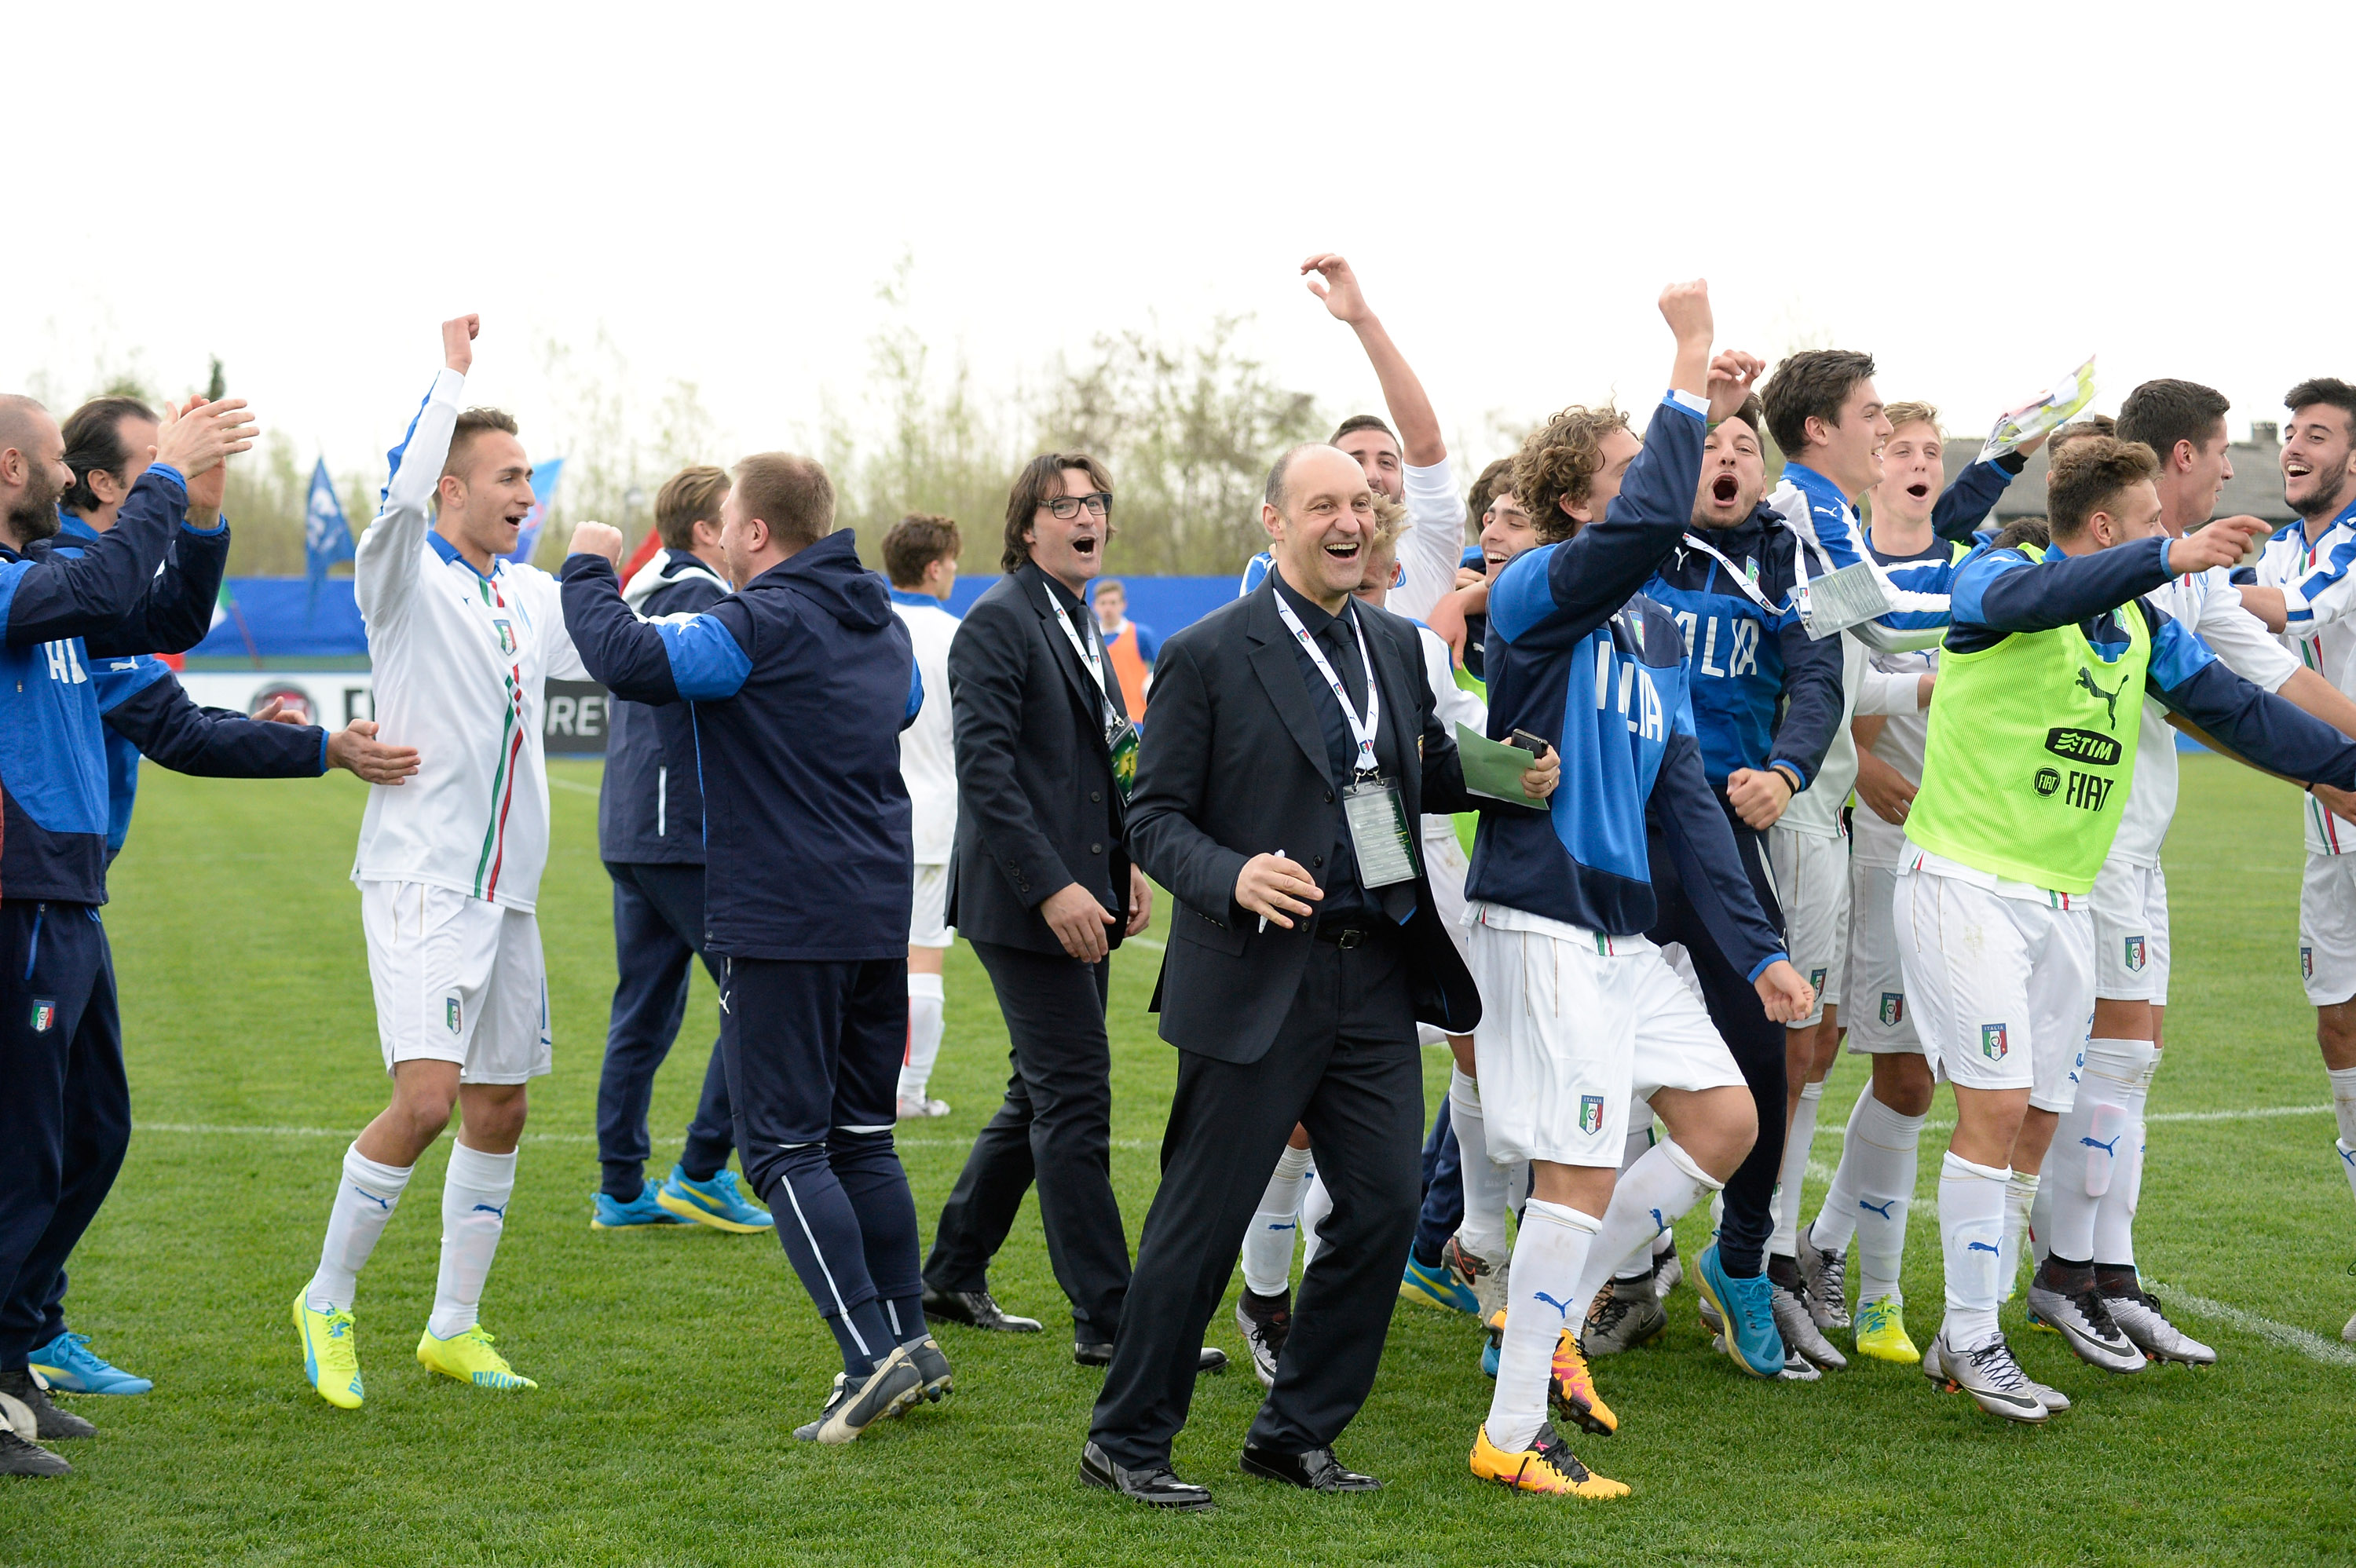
[
  {"x1": 598, "y1": 861, "x2": 736, "y2": 1201},
  {"x1": 0, "y1": 901, "x2": 130, "y2": 1369}
]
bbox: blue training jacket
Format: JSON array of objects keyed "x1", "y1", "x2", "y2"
[
  {"x1": 1466, "y1": 393, "x2": 1786, "y2": 978},
  {"x1": 0, "y1": 466, "x2": 229, "y2": 903},
  {"x1": 598, "y1": 549, "x2": 730, "y2": 866},
  {"x1": 561, "y1": 529, "x2": 924, "y2": 961}
]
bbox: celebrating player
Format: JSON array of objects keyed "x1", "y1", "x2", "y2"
[
  {"x1": 883, "y1": 513, "x2": 964, "y2": 1119},
  {"x1": 294, "y1": 316, "x2": 589, "y2": 1408}
]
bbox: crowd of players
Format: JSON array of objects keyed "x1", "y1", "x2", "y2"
[{"x1": 4, "y1": 260, "x2": 2356, "y2": 1502}]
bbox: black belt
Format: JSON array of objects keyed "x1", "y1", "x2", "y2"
[{"x1": 1314, "y1": 920, "x2": 1385, "y2": 948}]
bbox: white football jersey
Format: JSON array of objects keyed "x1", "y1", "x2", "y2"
[
  {"x1": 2257, "y1": 517, "x2": 2356, "y2": 857},
  {"x1": 349, "y1": 367, "x2": 588, "y2": 912},
  {"x1": 892, "y1": 593, "x2": 960, "y2": 865},
  {"x1": 1849, "y1": 643, "x2": 1937, "y2": 868}
]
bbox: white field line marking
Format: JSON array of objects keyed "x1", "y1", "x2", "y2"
[
  {"x1": 2144, "y1": 1279, "x2": 2356, "y2": 1369},
  {"x1": 549, "y1": 777, "x2": 598, "y2": 795},
  {"x1": 134, "y1": 1122, "x2": 1156, "y2": 1151},
  {"x1": 1809, "y1": 1102, "x2": 2330, "y2": 1142},
  {"x1": 1126, "y1": 936, "x2": 1165, "y2": 951}
]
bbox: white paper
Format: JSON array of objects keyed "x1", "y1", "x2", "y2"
[{"x1": 1979, "y1": 354, "x2": 2098, "y2": 463}]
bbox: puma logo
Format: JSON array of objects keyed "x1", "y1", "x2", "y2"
[
  {"x1": 2080, "y1": 1134, "x2": 2121, "y2": 1157},
  {"x1": 470, "y1": 1202, "x2": 508, "y2": 1219},
  {"x1": 1965, "y1": 1241, "x2": 2000, "y2": 1255},
  {"x1": 1859, "y1": 1197, "x2": 1898, "y2": 1220},
  {"x1": 350, "y1": 1185, "x2": 393, "y2": 1212},
  {"x1": 2075, "y1": 666, "x2": 2124, "y2": 728},
  {"x1": 1649, "y1": 1208, "x2": 1670, "y2": 1236},
  {"x1": 1533, "y1": 1290, "x2": 1575, "y2": 1321}
]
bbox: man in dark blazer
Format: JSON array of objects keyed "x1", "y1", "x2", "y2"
[
  {"x1": 920, "y1": 453, "x2": 1165, "y2": 1358},
  {"x1": 1081, "y1": 443, "x2": 1559, "y2": 1508}
]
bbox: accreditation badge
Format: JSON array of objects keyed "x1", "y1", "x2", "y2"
[
  {"x1": 1341, "y1": 775, "x2": 1418, "y2": 888},
  {"x1": 1106, "y1": 713, "x2": 1140, "y2": 803}
]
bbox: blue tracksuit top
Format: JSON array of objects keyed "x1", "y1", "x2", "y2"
[
  {"x1": 598, "y1": 549, "x2": 730, "y2": 866},
  {"x1": 561, "y1": 529, "x2": 924, "y2": 961},
  {"x1": 0, "y1": 466, "x2": 229, "y2": 903},
  {"x1": 1466, "y1": 393, "x2": 1787, "y2": 978},
  {"x1": 1776, "y1": 452, "x2": 2022, "y2": 645},
  {"x1": 1640, "y1": 507, "x2": 1842, "y2": 789}
]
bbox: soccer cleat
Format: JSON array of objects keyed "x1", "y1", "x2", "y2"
[
  {"x1": 1480, "y1": 1307, "x2": 1502, "y2": 1378},
  {"x1": 0, "y1": 1369, "x2": 93, "y2": 1440},
  {"x1": 2025, "y1": 1271, "x2": 2146, "y2": 1375},
  {"x1": 1400, "y1": 1252, "x2": 1480, "y2": 1316},
  {"x1": 1853, "y1": 1296, "x2": 1919, "y2": 1364},
  {"x1": 1549, "y1": 1329, "x2": 1617, "y2": 1435},
  {"x1": 0, "y1": 1427, "x2": 68, "y2": 1478},
  {"x1": 656, "y1": 1164, "x2": 774, "y2": 1233},
  {"x1": 1795, "y1": 1223, "x2": 1850, "y2": 1331},
  {"x1": 292, "y1": 1292, "x2": 364, "y2": 1410},
  {"x1": 1445, "y1": 1235, "x2": 1511, "y2": 1328},
  {"x1": 897, "y1": 1095, "x2": 951, "y2": 1120},
  {"x1": 902, "y1": 1336, "x2": 954, "y2": 1406},
  {"x1": 1769, "y1": 1267, "x2": 1847, "y2": 1371},
  {"x1": 1581, "y1": 1276, "x2": 1667, "y2": 1358},
  {"x1": 2102, "y1": 1285, "x2": 2215, "y2": 1365},
  {"x1": 416, "y1": 1325, "x2": 537, "y2": 1391},
  {"x1": 1652, "y1": 1242, "x2": 1683, "y2": 1301},
  {"x1": 1921, "y1": 1330, "x2": 2049, "y2": 1423},
  {"x1": 28, "y1": 1331, "x2": 152, "y2": 1395},
  {"x1": 591, "y1": 1180, "x2": 688, "y2": 1230},
  {"x1": 794, "y1": 1346, "x2": 924, "y2": 1443},
  {"x1": 1235, "y1": 1288, "x2": 1290, "y2": 1390},
  {"x1": 1695, "y1": 1244, "x2": 1786, "y2": 1378},
  {"x1": 1924, "y1": 1336, "x2": 2069, "y2": 1411},
  {"x1": 1469, "y1": 1421, "x2": 1630, "y2": 1500}
]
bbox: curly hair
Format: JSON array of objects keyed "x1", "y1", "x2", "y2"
[
  {"x1": 2046, "y1": 436, "x2": 2159, "y2": 541},
  {"x1": 1512, "y1": 404, "x2": 1630, "y2": 543}
]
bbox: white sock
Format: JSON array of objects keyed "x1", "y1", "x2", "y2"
[
  {"x1": 1570, "y1": 1140, "x2": 1718, "y2": 1310},
  {"x1": 306, "y1": 1144, "x2": 413, "y2": 1313},
  {"x1": 1938, "y1": 1151, "x2": 2010, "y2": 1350},
  {"x1": 1299, "y1": 1158, "x2": 1332, "y2": 1270},
  {"x1": 1450, "y1": 1070, "x2": 1511, "y2": 1261},
  {"x1": 1810, "y1": 1080, "x2": 1876, "y2": 1253},
  {"x1": 1482, "y1": 1199, "x2": 1599, "y2": 1453},
  {"x1": 1999, "y1": 1170, "x2": 2039, "y2": 1299},
  {"x1": 898, "y1": 972, "x2": 946, "y2": 1102},
  {"x1": 429, "y1": 1142, "x2": 517, "y2": 1340},
  {"x1": 2092, "y1": 1046, "x2": 2155, "y2": 1266},
  {"x1": 1611, "y1": 1118, "x2": 1660, "y2": 1280},
  {"x1": 1771, "y1": 1079, "x2": 1825, "y2": 1259},
  {"x1": 1242, "y1": 1144, "x2": 1312, "y2": 1298},
  {"x1": 2047, "y1": 1037, "x2": 2152, "y2": 1263},
  {"x1": 1846, "y1": 1087, "x2": 1927, "y2": 1306}
]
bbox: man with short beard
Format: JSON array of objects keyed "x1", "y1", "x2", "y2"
[
  {"x1": 2250, "y1": 376, "x2": 2356, "y2": 1346},
  {"x1": 0, "y1": 389, "x2": 255, "y2": 1475}
]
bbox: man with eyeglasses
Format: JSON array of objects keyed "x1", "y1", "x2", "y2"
[{"x1": 916, "y1": 455, "x2": 1222, "y2": 1379}]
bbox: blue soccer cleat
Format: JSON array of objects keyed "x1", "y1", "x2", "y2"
[
  {"x1": 656, "y1": 1164, "x2": 774, "y2": 1233},
  {"x1": 591, "y1": 1180, "x2": 687, "y2": 1230},
  {"x1": 1400, "y1": 1254, "x2": 1480, "y2": 1316},
  {"x1": 1695, "y1": 1242, "x2": 1786, "y2": 1379},
  {"x1": 28, "y1": 1331, "x2": 151, "y2": 1395}
]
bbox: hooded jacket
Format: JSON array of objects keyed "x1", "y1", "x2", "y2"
[
  {"x1": 597, "y1": 547, "x2": 731, "y2": 865},
  {"x1": 561, "y1": 529, "x2": 922, "y2": 960}
]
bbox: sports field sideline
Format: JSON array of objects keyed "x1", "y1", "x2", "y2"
[{"x1": 6, "y1": 754, "x2": 2353, "y2": 1567}]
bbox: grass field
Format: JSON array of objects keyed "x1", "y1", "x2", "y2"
[{"x1": 5, "y1": 754, "x2": 2355, "y2": 1566}]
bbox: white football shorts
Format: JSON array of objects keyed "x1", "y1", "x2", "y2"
[
  {"x1": 910, "y1": 861, "x2": 956, "y2": 950},
  {"x1": 1845, "y1": 860, "x2": 1923, "y2": 1055},
  {"x1": 360, "y1": 879, "x2": 551, "y2": 1084},
  {"x1": 1767, "y1": 824, "x2": 1849, "y2": 1028},
  {"x1": 2299, "y1": 852, "x2": 2356, "y2": 1007},
  {"x1": 1465, "y1": 907, "x2": 1747, "y2": 1168},
  {"x1": 1418, "y1": 822, "x2": 1472, "y2": 1047},
  {"x1": 2091, "y1": 857, "x2": 2170, "y2": 1007},
  {"x1": 1892, "y1": 864, "x2": 2091, "y2": 1113}
]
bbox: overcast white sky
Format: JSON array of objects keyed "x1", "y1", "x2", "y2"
[{"x1": 9, "y1": 2, "x2": 2342, "y2": 493}]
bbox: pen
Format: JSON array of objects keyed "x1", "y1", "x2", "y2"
[{"x1": 1259, "y1": 849, "x2": 1286, "y2": 933}]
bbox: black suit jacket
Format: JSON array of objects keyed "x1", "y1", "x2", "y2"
[
  {"x1": 943, "y1": 562, "x2": 1133, "y2": 956},
  {"x1": 1130, "y1": 576, "x2": 1483, "y2": 1064}
]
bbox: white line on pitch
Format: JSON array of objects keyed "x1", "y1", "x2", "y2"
[
  {"x1": 1810, "y1": 1103, "x2": 2329, "y2": 1142},
  {"x1": 548, "y1": 777, "x2": 598, "y2": 795},
  {"x1": 134, "y1": 1122, "x2": 1154, "y2": 1151},
  {"x1": 1125, "y1": 937, "x2": 1165, "y2": 951},
  {"x1": 2144, "y1": 1279, "x2": 2356, "y2": 1369}
]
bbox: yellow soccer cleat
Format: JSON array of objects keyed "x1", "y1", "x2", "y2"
[
  {"x1": 416, "y1": 1325, "x2": 537, "y2": 1391},
  {"x1": 1549, "y1": 1328, "x2": 1618, "y2": 1435},
  {"x1": 1470, "y1": 1421, "x2": 1630, "y2": 1499},
  {"x1": 292, "y1": 1292, "x2": 364, "y2": 1410},
  {"x1": 1853, "y1": 1296, "x2": 1919, "y2": 1364}
]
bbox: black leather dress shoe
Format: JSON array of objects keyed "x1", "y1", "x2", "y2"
[
  {"x1": 1079, "y1": 1442, "x2": 1213, "y2": 1511},
  {"x1": 1238, "y1": 1443, "x2": 1381, "y2": 1492},
  {"x1": 921, "y1": 1285, "x2": 1041, "y2": 1332},
  {"x1": 1074, "y1": 1343, "x2": 1230, "y2": 1372}
]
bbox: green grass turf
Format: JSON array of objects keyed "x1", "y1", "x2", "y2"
[{"x1": 7, "y1": 754, "x2": 2356, "y2": 1566}]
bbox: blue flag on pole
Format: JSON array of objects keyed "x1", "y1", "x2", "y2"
[
  {"x1": 507, "y1": 457, "x2": 565, "y2": 565},
  {"x1": 303, "y1": 458, "x2": 354, "y2": 601}
]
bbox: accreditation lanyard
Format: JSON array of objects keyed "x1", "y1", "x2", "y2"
[
  {"x1": 1271, "y1": 590, "x2": 1417, "y2": 890},
  {"x1": 1042, "y1": 587, "x2": 1140, "y2": 802},
  {"x1": 1680, "y1": 532, "x2": 1790, "y2": 618}
]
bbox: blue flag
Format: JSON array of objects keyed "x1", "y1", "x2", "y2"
[
  {"x1": 507, "y1": 457, "x2": 565, "y2": 565},
  {"x1": 303, "y1": 458, "x2": 354, "y2": 598}
]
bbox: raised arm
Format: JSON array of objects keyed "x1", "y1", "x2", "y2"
[
  {"x1": 1931, "y1": 448, "x2": 2026, "y2": 546},
  {"x1": 558, "y1": 543, "x2": 751, "y2": 707},
  {"x1": 97, "y1": 394, "x2": 243, "y2": 655},
  {"x1": 1303, "y1": 253, "x2": 1442, "y2": 466},
  {"x1": 5, "y1": 465, "x2": 182, "y2": 646},
  {"x1": 2142, "y1": 602, "x2": 2356, "y2": 790},
  {"x1": 356, "y1": 316, "x2": 475, "y2": 629}
]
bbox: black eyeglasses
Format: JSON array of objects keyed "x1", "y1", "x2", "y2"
[{"x1": 1044, "y1": 492, "x2": 1111, "y2": 520}]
